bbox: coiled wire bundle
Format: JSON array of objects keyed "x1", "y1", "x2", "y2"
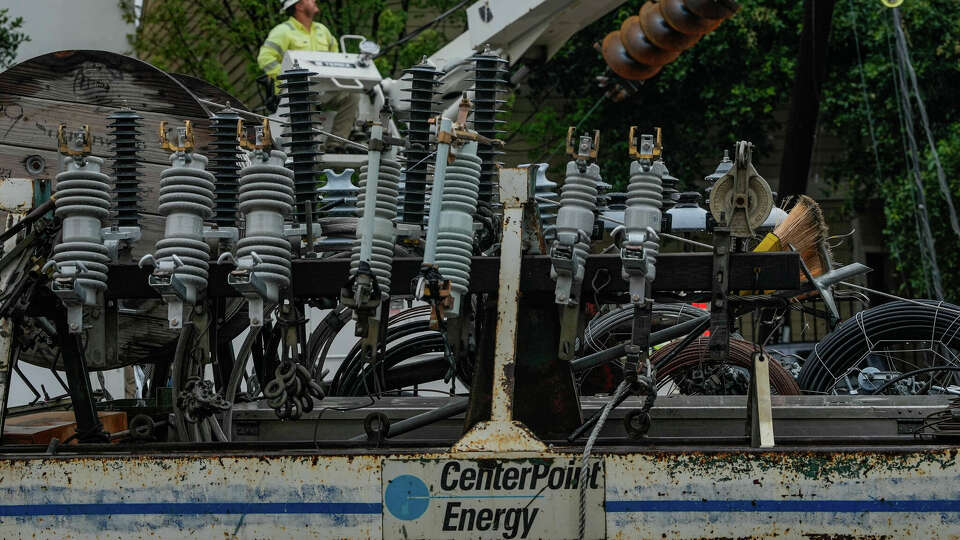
[
  {"x1": 435, "y1": 141, "x2": 483, "y2": 314},
  {"x1": 155, "y1": 153, "x2": 216, "y2": 295},
  {"x1": 52, "y1": 156, "x2": 112, "y2": 303},
  {"x1": 653, "y1": 337, "x2": 801, "y2": 395},
  {"x1": 798, "y1": 300, "x2": 960, "y2": 394},
  {"x1": 237, "y1": 150, "x2": 295, "y2": 292},
  {"x1": 350, "y1": 155, "x2": 401, "y2": 294}
]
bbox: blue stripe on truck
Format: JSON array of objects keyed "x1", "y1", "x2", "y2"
[
  {"x1": 0, "y1": 502, "x2": 382, "y2": 516},
  {"x1": 606, "y1": 499, "x2": 960, "y2": 512}
]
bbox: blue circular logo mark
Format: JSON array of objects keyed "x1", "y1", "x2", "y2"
[{"x1": 385, "y1": 474, "x2": 430, "y2": 521}]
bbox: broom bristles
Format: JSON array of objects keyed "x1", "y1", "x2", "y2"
[{"x1": 772, "y1": 195, "x2": 829, "y2": 280}]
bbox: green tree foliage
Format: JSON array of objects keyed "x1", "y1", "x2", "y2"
[
  {"x1": 129, "y1": 0, "x2": 464, "y2": 108},
  {"x1": 0, "y1": 8, "x2": 29, "y2": 70},
  {"x1": 510, "y1": 0, "x2": 960, "y2": 300},
  {"x1": 508, "y1": 0, "x2": 804, "y2": 191},
  {"x1": 819, "y1": 0, "x2": 960, "y2": 299}
]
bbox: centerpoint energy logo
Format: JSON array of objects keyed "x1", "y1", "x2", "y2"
[{"x1": 383, "y1": 459, "x2": 604, "y2": 540}]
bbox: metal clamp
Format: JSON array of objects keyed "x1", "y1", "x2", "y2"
[
  {"x1": 628, "y1": 126, "x2": 661, "y2": 160},
  {"x1": 159, "y1": 121, "x2": 195, "y2": 153},
  {"x1": 566, "y1": 127, "x2": 600, "y2": 161},
  {"x1": 57, "y1": 124, "x2": 92, "y2": 158}
]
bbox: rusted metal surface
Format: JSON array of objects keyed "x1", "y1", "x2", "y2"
[
  {"x1": 0, "y1": 178, "x2": 36, "y2": 213},
  {"x1": 0, "y1": 454, "x2": 383, "y2": 538},
  {"x1": 453, "y1": 420, "x2": 547, "y2": 452},
  {"x1": 605, "y1": 447, "x2": 960, "y2": 538},
  {"x1": 0, "y1": 447, "x2": 958, "y2": 538},
  {"x1": 453, "y1": 169, "x2": 547, "y2": 453}
]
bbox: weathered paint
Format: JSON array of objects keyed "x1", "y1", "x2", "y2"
[
  {"x1": 605, "y1": 448, "x2": 960, "y2": 539},
  {"x1": 382, "y1": 456, "x2": 604, "y2": 539},
  {"x1": 451, "y1": 168, "x2": 547, "y2": 453},
  {"x1": 0, "y1": 177, "x2": 36, "y2": 214},
  {"x1": 1, "y1": 447, "x2": 959, "y2": 538}
]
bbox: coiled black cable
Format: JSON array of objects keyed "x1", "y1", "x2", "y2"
[{"x1": 798, "y1": 300, "x2": 960, "y2": 393}]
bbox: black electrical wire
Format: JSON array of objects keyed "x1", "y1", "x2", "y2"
[
  {"x1": 865, "y1": 366, "x2": 960, "y2": 396},
  {"x1": 798, "y1": 300, "x2": 960, "y2": 393},
  {"x1": 330, "y1": 320, "x2": 441, "y2": 394}
]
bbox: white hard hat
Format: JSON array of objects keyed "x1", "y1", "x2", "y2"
[{"x1": 281, "y1": 0, "x2": 300, "y2": 11}]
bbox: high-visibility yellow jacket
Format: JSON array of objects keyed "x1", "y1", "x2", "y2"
[{"x1": 258, "y1": 17, "x2": 339, "y2": 83}]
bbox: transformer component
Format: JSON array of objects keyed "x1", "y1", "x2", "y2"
[
  {"x1": 343, "y1": 120, "x2": 401, "y2": 337},
  {"x1": 705, "y1": 149, "x2": 733, "y2": 183},
  {"x1": 418, "y1": 100, "x2": 489, "y2": 320},
  {"x1": 434, "y1": 139, "x2": 482, "y2": 317},
  {"x1": 523, "y1": 163, "x2": 558, "y2": 241},
  {"x1": 102, "y1": 107, "x2": 144, "y2": 260},
  {"x1": 139, "y1": 122, "x2": 215, "y2": 329},
  {"x1": 318, "y1": 169, "x2": 358, "y2": 218},
  {"x1": 622, "y1": 128, "x2": 664, "y2": 301},
  {"x1": 220, "y1": 124, "x2": 295, "y2": 327},
  {"x1": 316, "y1": 168, "x2": 358, "y2": 252},
  {"x1": 107, "y1": 108, "x2": 143, "y2": 228},
  {"x1": 208, "y1": 109, "x2": 243, "y2": 227},
  {"x1": 400, "y1": 60, "x2": 439, "y2": 225},
  {"x1": 709, "y1": 141, "x2": 773, "y2": 238},
  {"x1": 47, "y1": 125, "x2": 111, "y2": 333},
  {"x1": 659, "y1": 160, "x2": 679, "y2": 212},
  {"x1": 666, "y1": 192, "x2": 708, "y2": 232},
  {"x1": 551, "y1": 130, "x2": 601, "y2": 305},
  {"x1": 278, "y1": 64, "x2": 320, "y2": 222},
  {"x1": 470, "y1": 47, "x2": 508, "y2": 206},
  {"x1": 601, "y1": 0, "x2": 739, "y2": 81}
]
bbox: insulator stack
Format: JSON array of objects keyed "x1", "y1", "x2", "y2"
[
  {"x1": 278, "y1": 66, "x2": 320, "y2": 222},
  {"x1": 107, "y1": 109, "x2": 143, "y2": 227},
  {"x1": 622, "y1": 158, "x2": 664, "y2": 298},
  {"x1": 233, "y1": 150, "x2": 295, "y2": 325},
  {"x1": 596, "y1": 177, "x2": 613, "y2": 211},
  {"x1": 659, "y1": 160, "x2": 679, "y2": 211},
  {"x1": 208, "y1": 109, "x2": 242, "y2": 227},
  {"x1": 350, "y1": 155, "x2": 401, "y2": 295},
  {"x1": 400, "y1": 62, "x2": 439, "y2": 225},
  {"x1": 435, "y1": 141, "x2": 483, "y2": 316},
  {"x1": 155, "y1": 153, "x2": 216, "y2": 303},
  {"x1": 530, "y1": 163, "x2": 558, "y2": 241},
  {"x1": 51, "y1": 156, "x2": 112, "y2": 326},
  {"x1": 470, "y1": 49, "x2": 508, "y2": 205},
  {"x1": 396, "y1": 172, "x2": 406, "y2": 222},
  {"x1": 317, "y1": 168, "x2": 358, "y2": 218},
  {"x1": 551, "y1": 159, "x2": 601, "y2": 304},
  {"x1": 601, "y1": 0, "x2": 738, "y2": 81}
]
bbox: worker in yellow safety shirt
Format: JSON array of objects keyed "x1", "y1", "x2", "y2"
[{"x1": 258, "y1": 0, "x2": 359, "y2": 147}]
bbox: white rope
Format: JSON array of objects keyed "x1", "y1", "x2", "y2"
[{"x1": 578, "y1": 380, "x2": 628, "y2": 539}]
